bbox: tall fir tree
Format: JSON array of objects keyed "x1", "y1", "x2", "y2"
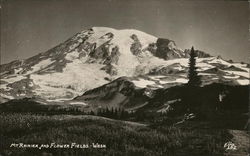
[{"x1": 188, "y1": 46, "x2": 201, "y2": 86}]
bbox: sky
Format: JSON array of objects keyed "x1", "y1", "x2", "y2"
[{"x1": 0, "y1": 0, "x2": 249, "y2": 64}]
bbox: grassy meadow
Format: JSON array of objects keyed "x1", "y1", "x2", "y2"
[{"x1": 0, "y1": 113, "x2": 238, "y2": 156}]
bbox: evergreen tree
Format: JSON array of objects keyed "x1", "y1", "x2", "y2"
[
  {"x1": 188, "y1": 46, "x2": 201, "y2": 86},
  {"x1": 105, "y1": 107, "x2": 109, "y2": 117},
  {"x1": 111, "y1": 107, "x2": 114, "y2": 118},
  {"x1": 89, "y1": 110, "x2": 95, "y2": 115},
  {"x1": 114, "y1": 108, "x2": 118, "y2": 118}
]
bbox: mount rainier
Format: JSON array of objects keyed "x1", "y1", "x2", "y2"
[{"x1": 0, "y1": 27, "x2": 249, "y2": 103}]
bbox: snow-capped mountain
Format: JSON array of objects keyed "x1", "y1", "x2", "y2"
[{"x1": 0, "y1": 27, "x2": 249, "y2": 103}]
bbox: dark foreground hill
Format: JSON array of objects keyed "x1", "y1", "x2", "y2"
[{"x1": 1, "y1": 113, "x2": 249, "y2": 156}]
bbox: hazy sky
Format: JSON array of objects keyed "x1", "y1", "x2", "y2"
[{"x1": 0, "y1": 0, "x2": 249, "y2": 64}]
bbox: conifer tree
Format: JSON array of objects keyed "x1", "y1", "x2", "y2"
[{"x1": 188, "y1": 46, "x2": 201, "y2": 86}]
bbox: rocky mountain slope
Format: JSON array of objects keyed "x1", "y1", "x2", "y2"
[
  {"x1": 0, "y1": 27, "x2": 249, "y2": 103},
  {"x1": 71, "y1": 77, "x2": 249, "y2": 114}
]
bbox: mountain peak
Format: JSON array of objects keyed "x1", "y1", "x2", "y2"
[{"x1": 91, "y1": 26, "x2": 116, "y2": 33}]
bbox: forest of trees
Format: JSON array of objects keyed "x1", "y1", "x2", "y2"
[{"x1": 96, "y1": 107, "x2": 130, "y2": 119}]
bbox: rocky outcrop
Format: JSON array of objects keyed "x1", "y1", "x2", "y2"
[
  {"x1": 0, "y1": 60, "x2": 23, "y2": 76},
  {"x1": 152, "y1": 38, "x2": 185, "y2": 60},
  {"x1": 104, "y1": 46, "x2": 120, "y2": 65},
  {"x1": 73, "y1": 77, "x2": 149, "y2": 109},
  {"x1": 100, "y1": 64, "x2": 118, "y2": 76},
  {"x1": 146, "y1": 43, "x2": 157, "y2": 54},
  {"x1": 130, "y1": 34, "x2": 142, "y2": 56},
  {"x1": 149, "y1": 64, "x2": 186, "y2": 75}
]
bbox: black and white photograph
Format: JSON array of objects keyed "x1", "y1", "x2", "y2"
[{"x1": 0, "y1": 0, "x2": 249, "y2": 155}]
